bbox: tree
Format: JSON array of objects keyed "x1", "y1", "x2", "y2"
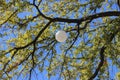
[
  {"x1": 0, "y1": 0, "x2": 120, "y2": 80},
  {"x1": 117, "y1": 0, "x2": 120, "y2": 8}
]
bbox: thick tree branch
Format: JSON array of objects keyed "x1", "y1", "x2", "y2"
[
  {"x1": 32, "y1": 1, "x2": 120, "y2": 24},
  {"x1": 52, "y1": 11, "x2": 120, "y2": 23},
  {"x1": 88, "y1": 28, "x2": 120, "y2": 80},
  {"x1": 88, "y1": 46, "x2": 105, "y2": 80}
]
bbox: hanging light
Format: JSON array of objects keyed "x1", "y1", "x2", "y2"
[{"x1": 55, "y1": 30, "x2": 67, "y2": 42}]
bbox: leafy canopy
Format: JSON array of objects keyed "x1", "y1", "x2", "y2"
[{"x1": 0, "y1": 0, "x2": 120, "y2": 80}]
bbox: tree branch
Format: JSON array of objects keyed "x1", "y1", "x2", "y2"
[
  {"x1": 0, "y1": 9, "x2": 18, "y2": 26},
  {"x1": 52, "y1": 11, "x2": 120, "y2": 23},
  {"x1": 88, "y1": 28, "x2": 120, "y2": 80},
  {"x1": 32, "y1": 0, "x2": 120, "y2": 24},
  {"x1": 88, "y1": 46, "x2": 105, "y2": 80}
]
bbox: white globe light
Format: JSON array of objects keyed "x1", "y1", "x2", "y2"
[{"x1": 55, "y1": 30, "x2": 67, "y2": 42}]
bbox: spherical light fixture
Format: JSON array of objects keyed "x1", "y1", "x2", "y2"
[{"x1": 55, "y1": 30, "x2": 67, "y2": 42}]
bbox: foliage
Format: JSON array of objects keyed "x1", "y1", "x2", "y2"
[{"x1": 0, "y1": 0, "x2": 120, "y2": 80}]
